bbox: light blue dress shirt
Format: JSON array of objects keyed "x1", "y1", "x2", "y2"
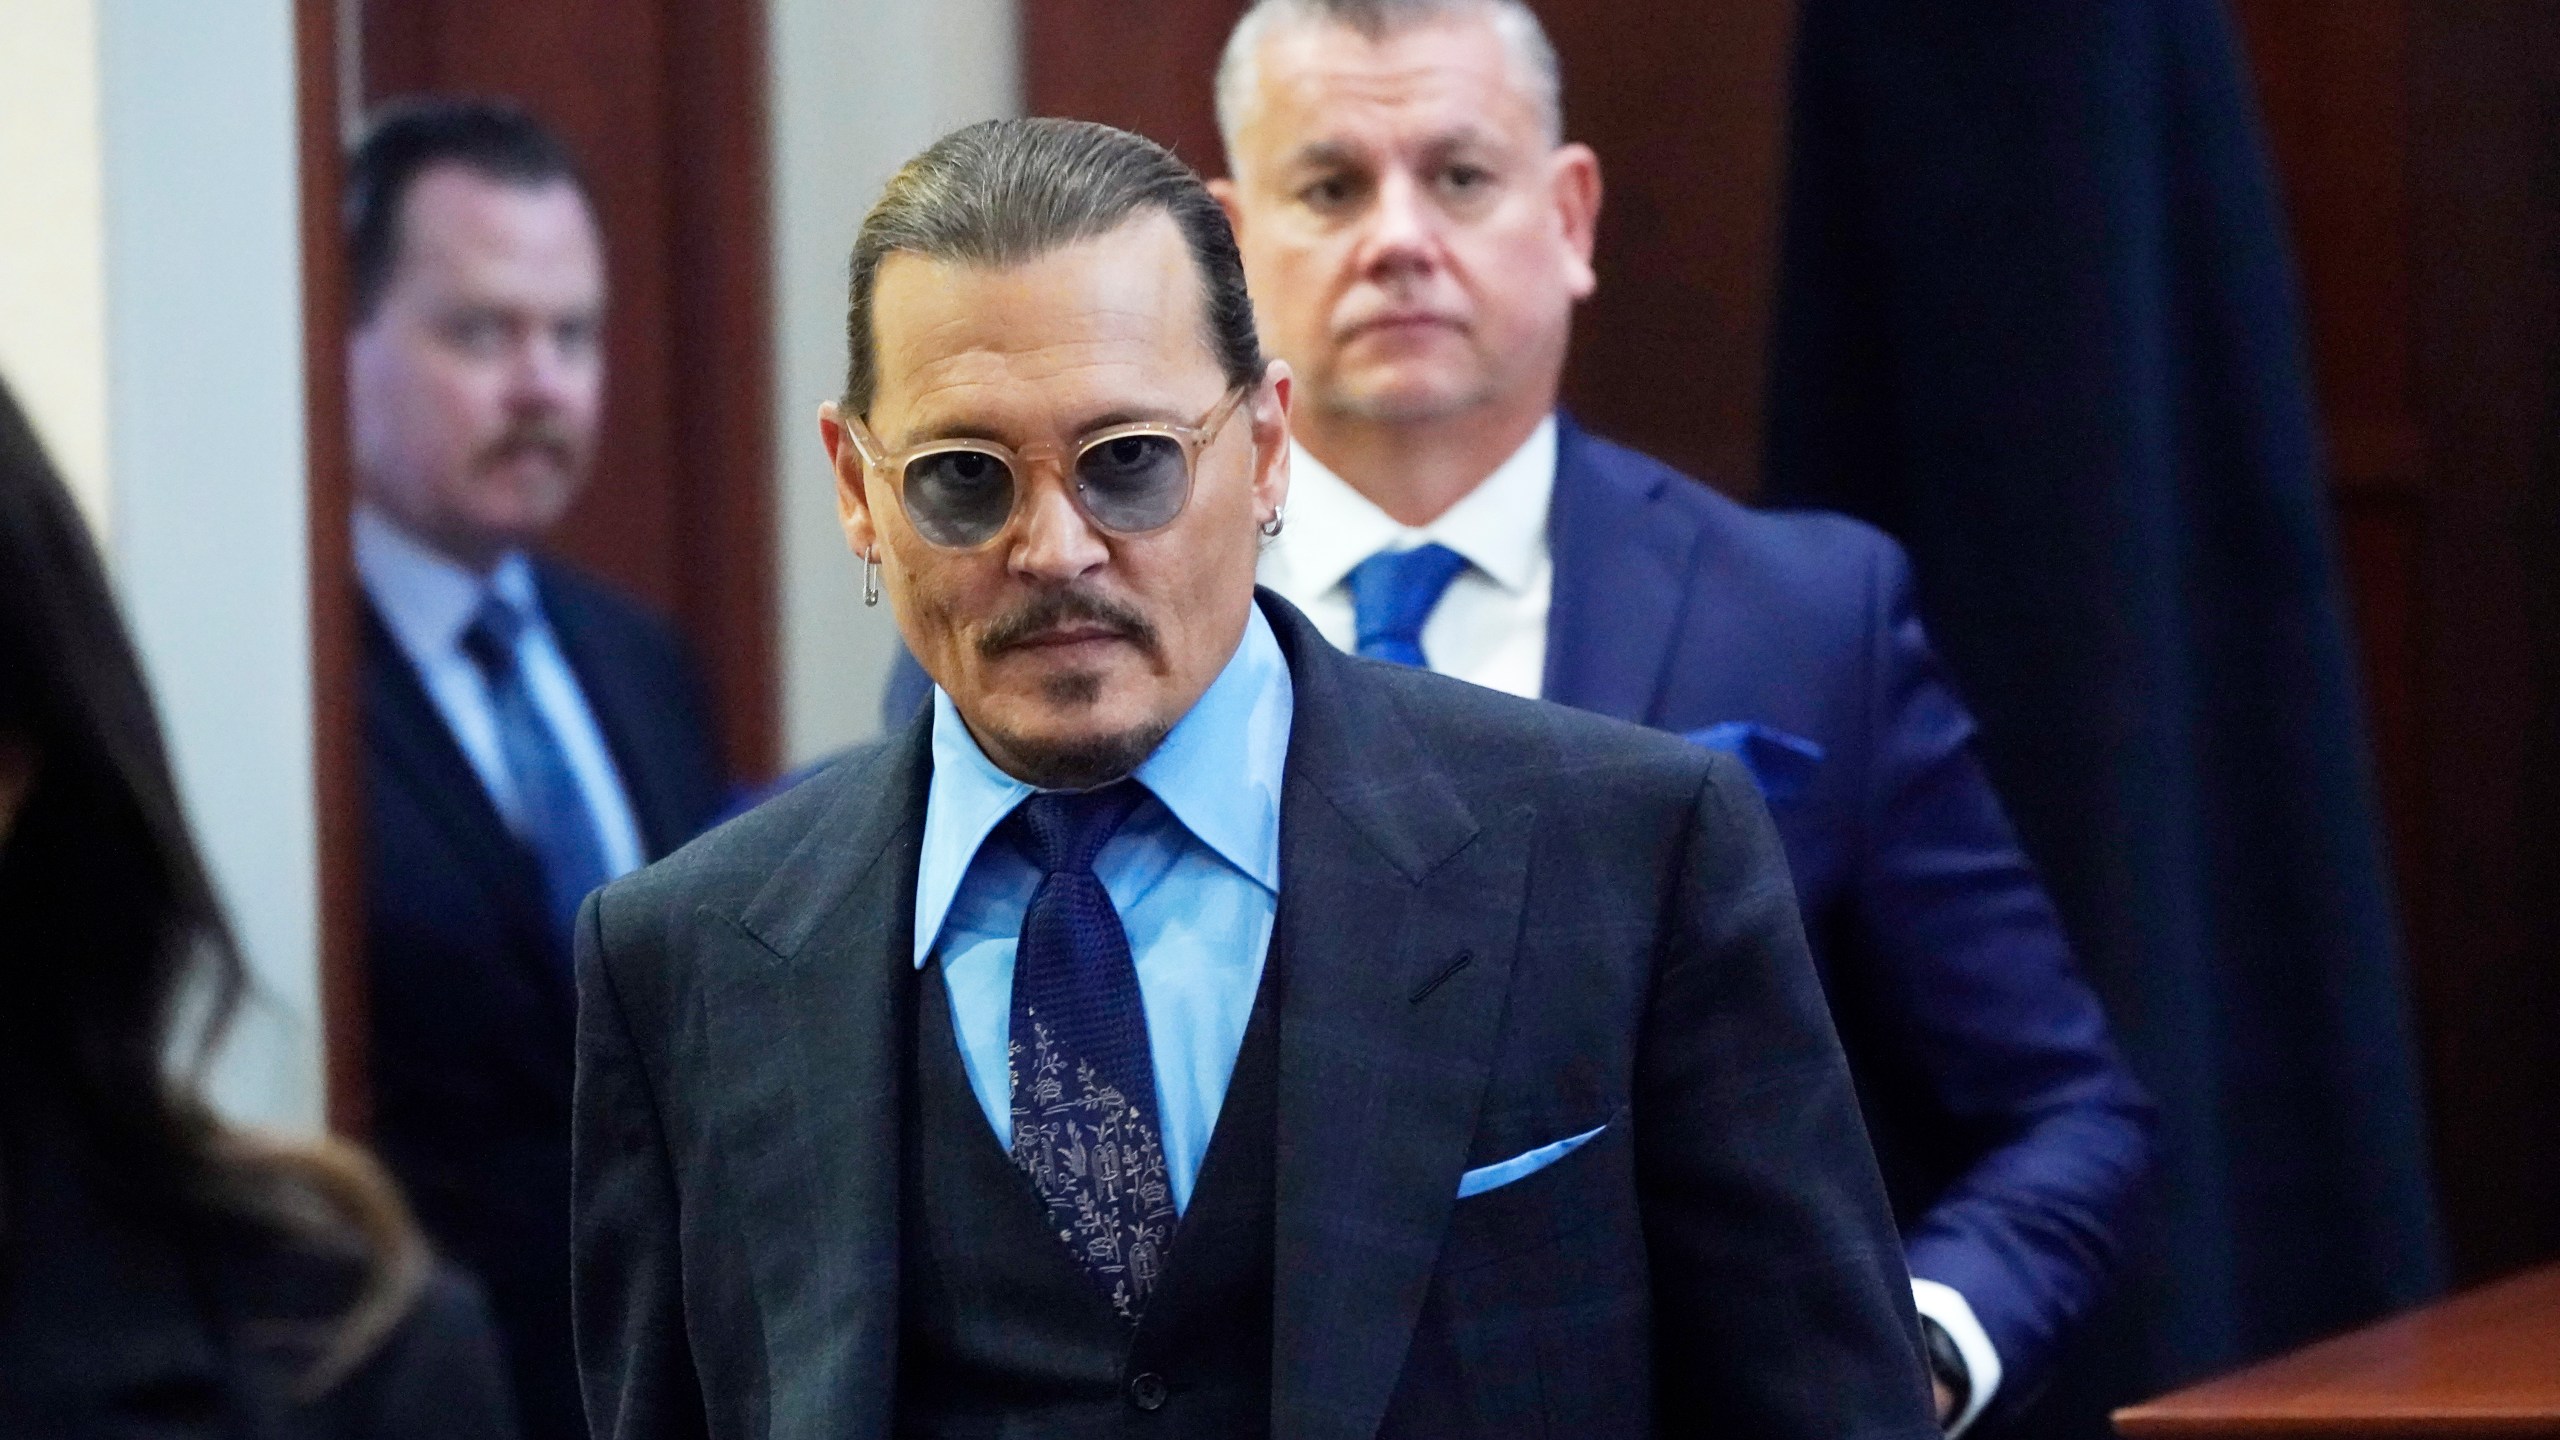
[
  {"x1": 913, "y1": 604, "x2": 1293, "y2": 1213},
  {"x1": 355, "y1": 506, "x2": 646, "y2": 879}
]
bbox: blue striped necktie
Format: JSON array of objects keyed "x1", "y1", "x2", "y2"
[
  {"x1": 1003, "y1": 781, "x2": 1176, "y2": 1323},
  {"x1": 461, "y1": 592, "x2": 611, "y2": 961},
  {"x1": 1346, "y1": 542, "x2": 1470, "y2": 668}
]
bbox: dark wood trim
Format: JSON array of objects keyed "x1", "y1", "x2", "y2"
[
  {"x1": 297, "y1": 0, "x2": 369, "y2": 1136},
  {"x1": 663, "y1": 0, "x2": 777, "y2": 781}
]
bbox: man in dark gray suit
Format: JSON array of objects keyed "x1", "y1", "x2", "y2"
[{"x1": 572, "y1": 116, "x2": 1939, "y2": 1439}]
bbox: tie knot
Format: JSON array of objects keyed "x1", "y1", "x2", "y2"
[
  {"x1": 1007, "y1": 781, "x2": 1149, "y2": 877},
  {"x1": 1347, "y1": 542, "x2": 1470, "y2": 667},
  {"x1": 461, "y1": 591, "x2": 527, "y2": 681}
]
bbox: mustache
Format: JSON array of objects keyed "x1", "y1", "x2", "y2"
[
  {"x1": 977, "y1": 587, "x2": 1160, "y2": 659},
  {"x1": 474, "y1": 419, "x2": 582, "y2": 474}
]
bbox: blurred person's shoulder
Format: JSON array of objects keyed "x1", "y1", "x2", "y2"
[
  {"x1": 0, "y1": 1136, "x2": 518, "y2": 1440},
  {"x1": 218, "y1": 1243, "x2": 519, "y2": 1440}
]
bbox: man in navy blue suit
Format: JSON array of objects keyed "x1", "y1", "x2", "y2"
[
  {"x1": 1210, "y1": 0, "x2": 2156, "y2": 1430},
  {"x1": 346, "y1": 98, "x2": 724, "y2": 1440}
]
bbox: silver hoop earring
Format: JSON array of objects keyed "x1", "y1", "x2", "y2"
[
  {"x1": 862, "y1": 549, "x2": 882, "y2": 607},
  {"x1": 1259, "y1": 509, "x2": 1285, "y2": 539}
]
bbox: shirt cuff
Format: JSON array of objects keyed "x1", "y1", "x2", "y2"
[{"x1": 1911, "y1": 1277, "x2": 2001, "y2": 1436}]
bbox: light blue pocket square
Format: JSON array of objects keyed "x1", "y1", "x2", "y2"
[
  {"x1": 1681, "y1": 722, "x2": 1825, "y2": 804},
  {"x1": 1455, "y1": 1123, "x2": 1608, "y2": 1199}
]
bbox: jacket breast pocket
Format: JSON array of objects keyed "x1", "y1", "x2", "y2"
[{"x1": 1438, "y1": 1106, "x2": 1633, "y2": 1276}]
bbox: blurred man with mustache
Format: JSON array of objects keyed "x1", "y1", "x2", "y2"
[{"x1": 345, "y1": 96, "x2": 723, "y2": 1440}]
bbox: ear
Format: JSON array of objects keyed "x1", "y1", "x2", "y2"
[
  {"x1": 817, "y1": 401, "x2": 879, "y2": 558},
  {"x1": 1208, "y1": 176, "x2": 1248, "y2": 245},
  {"x1": 1249, "y1": 358, "x2": 1294, "y2": 524},
  {"x1": 1550, "y1": 142, "x2": 1602, "y2": 300}
]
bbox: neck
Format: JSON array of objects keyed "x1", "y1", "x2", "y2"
[
  {"x1": 354, "y1": 500, "x2": 506, "y2": 577},
  {"x1": 1293, "y1": 397, "x2": 1550, "y2": 529}
]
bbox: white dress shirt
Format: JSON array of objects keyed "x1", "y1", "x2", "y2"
[
  {"x1": 1256, "y1": 417, "x2": 1556, "y2": 699},
  {"x1": 355, "y1": 506, "x2": 646, "y2": 880},
  {"x1": 1250, "y1": 412, "x2": 2005, "y2": 1433}
]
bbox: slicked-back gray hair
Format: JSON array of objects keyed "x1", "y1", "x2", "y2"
[
  {"x1": 842, "y1": 117, "x2": 1263, "y2": 416},
  {"x1": 1214, "y1": 0, "x2": 1564, "y2": 156}
]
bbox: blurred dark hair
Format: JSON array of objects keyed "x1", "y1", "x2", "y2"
[
  {"x1": 0, "y1": 377, "x2": 426, "y2": 1394},
  {"x1": 842, "y1": 117, "x2": 1263, "y2": 416},
  {"x1": 346, "y1": 94, "x2": 593, "y2": 323}
]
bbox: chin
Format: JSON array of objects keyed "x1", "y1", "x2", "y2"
[
  {"x1": 1329, "y1": 376, "x2": 1488, "y2": 426},
  {"x1": 964, "y1": 671, "x2": 1168, "y2": 788},
  {"x1": 992, "y1": 713, "x2": 1170, "y2": 791}
]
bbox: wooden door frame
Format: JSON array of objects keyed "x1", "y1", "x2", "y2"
[{"x1": 296, "y1": 0, "x2": 366, "y2": 1135}]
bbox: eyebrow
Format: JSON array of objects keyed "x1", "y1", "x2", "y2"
[
  {"x1": 1283, "y1": 126, "x2": 1502, "y2": 174},
  {"x1": 892, "y1": 406, "x2": 1185, "y2": 450},
  {"x1": 1285, "y1": 138, "x2": 1368, "y2": 172}
]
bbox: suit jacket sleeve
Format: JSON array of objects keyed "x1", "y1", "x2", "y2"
[
  {"x1": 1639, "y1": 755, "x2": 1940, "y2": 1438},
  {"x1": 572, "y1": 889, "x2": 710, "y2": 1440},
  {"x1": 1851, "y1": 538, "x2": 2155, "y2": 1391}
]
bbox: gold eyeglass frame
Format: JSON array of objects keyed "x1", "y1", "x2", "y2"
[{"x1": 847, "y1": 383, "x2": 1255, "y2": 550}]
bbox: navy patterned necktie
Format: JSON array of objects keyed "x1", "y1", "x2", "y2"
[
  {"x1": 1003, "y1": 780, "x2": 1177, "y2": 1323},
  {"x1": 461, "y1": 592, "x2": 611, "y2": 962},
  {"x1": 1346, "y1": 541, "x2": 1470, "y2": 668}
]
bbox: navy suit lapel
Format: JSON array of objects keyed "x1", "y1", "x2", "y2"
[
  {"x1": 1259, "y1": 596, "x2": 1535, "y2": 1440},
  {"x1": 1542, "y1": 415, "x2": 1707, "y2": 724},
  {"x1": 362, "y1": 598, "x2": 538, "y2": 913},
  {"x1": 717, "y1": 715, "x2": 930, "y2": 1439}
]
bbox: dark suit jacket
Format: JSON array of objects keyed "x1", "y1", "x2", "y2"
[
  {"x1": 0, "y1": 1125, "x2": 519, "y2": 1440},
  {"x1": 574, "y1": 592, "x2": 1940, "y2": 1440},
  {"x1": 1542, "y1": 418, "x2": 2154, "y2": 1404},
  {"x1": 363, "y1": 558, "x2": 723, "y2": 1440},
  {"x1": 878, "y1": 422, "x2": 2156, "y2": 1407}
]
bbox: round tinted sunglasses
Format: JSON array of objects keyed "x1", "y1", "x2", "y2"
[{"x1": 848, "y1": 384, "x2": 1254, "y2": 550}]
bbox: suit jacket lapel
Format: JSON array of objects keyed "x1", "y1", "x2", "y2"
[
  {"x1": 362, "y1": 598, "x2": 538, "y2": 912},
  {"x1": 1259, "y1": 597, "x2": 1536, "y2": 1440},
  {"x1": 1542, "y1": 415, "x2": 1706, "y2": 724},
  {"x1": 716, "y1": 714, "x2": 930, "y2": 1439}
]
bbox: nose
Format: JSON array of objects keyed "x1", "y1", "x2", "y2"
[
  {"x1": 1006, "y1": 464, "x2": 1110, "y2": 585},
  {"x1": 507, "y1": 328, "x2": 580, "y2": 413},
  {"x1": 1354, "y1": 169, "x2": 1441, "y2": 284}
]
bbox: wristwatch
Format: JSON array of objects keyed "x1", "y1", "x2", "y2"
[{"x1": 1921, "y1": 1314, "x2": 1971, "y2": 1427}]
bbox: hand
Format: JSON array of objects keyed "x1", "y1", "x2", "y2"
[{"x1": 1934, "y1": 1377, "x2": 1956, "y2": 1426}]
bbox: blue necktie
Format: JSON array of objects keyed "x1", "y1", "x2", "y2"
[
  {"x1": 1003, "y1": 781, "x2": 1176, "y2": 1323},
  {"x1": 1347, "y1": 542, "x2": 1470, "y2": 668},
  {"x1": 461, "y1": 593, "x2": 612, "y2": 962}
]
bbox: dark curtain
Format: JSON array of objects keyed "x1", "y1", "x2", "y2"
[{"x1": 1764, "y1": 1, "x2": 2442, "y2": 1433}]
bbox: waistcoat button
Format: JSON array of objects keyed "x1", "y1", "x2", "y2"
[{"x1": 1128, "y1": 1372, "x2": 1170, "y2": 1411}]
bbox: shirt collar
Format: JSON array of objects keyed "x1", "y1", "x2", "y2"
[
  {"x1": 1273, "y1": 414, "x2": 1557, "y2": 599},
  {"x1": 912, "y1": 600, "x2": 1294, "y2": 966},
  {"x1": 354, "y1": 505, "x2": 540, "y2": 660}
]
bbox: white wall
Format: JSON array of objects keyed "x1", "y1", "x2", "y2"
[
  {"x1": 4, "y1": 0, "x2": 324, "y2": 1133},
  {"x1": 768, "y1": 0, "x2": 1022, "y2": 763},
  {"x1": 0, "y1": 0, "x2": 112, "y2": 530},
  {"x1": 98, "y1": 0, "x2": 317, "y2": 1132}
]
